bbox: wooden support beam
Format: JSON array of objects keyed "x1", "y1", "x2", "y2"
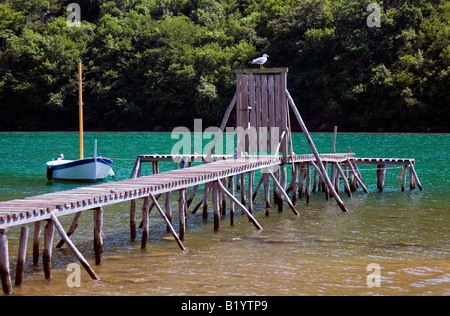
[
  {"x1": 212, "y1": 181, "x2": 220, "y2": 231},
  {"x1": 43, "y1": 219, "x2": 54, "y2": 279},
  {"x1": 93, "y1": 207, "x2": 104, "y2": 264},
  {"x1": 15, "y1": 227, "x2": 28, "y2": 286},
  {"x1": 267, "y1": 169, "x2": 299, "y2": 216},
  {"x1": 335, "y1": 162, "x2": 352, "y2": 197},
  {"x1": 348, "y1": 159, "x2": 369, "y2": 193},
  {"x1": 148, "y1": 193, "x2": 186, "y2": 251},
  {"x1": 409, "y1": 161, "x2": 423, "y2": 191},
  {"x1": 286, "y1": 90, "x2": 348, "y2": 212},
  {"x1": 50, "y1": 212, "x2": 99, "y2": 280},
  {"x1": 141, "y1": 197, "x2": 150, "y2": 249},
  {"x1": 33, "y1": 221, "x2": 40, "y2": 265},
  {"x1": 0, "y1": 229, "x2": 12, "y2": 295},
  {"x1": 179, "y1": 189, "x2": 186, "y2": 241},
  {"x1": 56, "y1": 211, "x2": 82, "y2": 248},
  {"x1": 165, "y1": 192, "x2": 172, "y2": 232},
  {"x1": 216, "y1": 179, "x2": 263, "y2": 230},
  {"x1": 263, "y1": 171, "x2": 271, "y2": 216},
  {"x1": 229, "y1": 176, "x2": 235, "y2": 226}
]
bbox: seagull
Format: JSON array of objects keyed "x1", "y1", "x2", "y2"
[{"x1": 249, "y1": 54, "x2": 269, "y2": 69}]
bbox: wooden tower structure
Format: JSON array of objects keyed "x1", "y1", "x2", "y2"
[{"x1": 207, "y1": 67, "x2": 348, "y2": 212}]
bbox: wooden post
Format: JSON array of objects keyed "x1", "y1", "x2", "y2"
[
  {"x1": 50, "y1": 212, "x2": 99, "y2": 280},
  {"x1": 305, "y1": 162, "x2": 311, "y2": 204},
  {"x1": 287, "y1": 90, "x2": 348, "y2": 212},
  {"x1": 291, "y1": 163, "x2": 298, "y2": 205},
  {"x1": 141, "y1": 197, "x2": 150, "y2": 249},
  {"x1": 217, "y1": 180, "x2": 263, "y2": 230},
  {"x1": 248, "y1": 171, "x2": 254, "y2": 214},
  {"x1": 202, "y1": 182, "x2": 209, "y2": 220},
  {"x1": 267, "y1": 169, "x2": 299, "y2": 216},
  {"x1": 56, "y1": 211, "x2": 82, "y2": 248},
  {"x1": 264, "y1": 170, "x2": 271, "y2": 216},
  {"x1": 93, "y1": 207, "x2": 103, "y2": 264},
  {"x1": 335, "y1": 162, "x2": 352, "y2": 197},
  {"x1": 278, "y1": 165, "x2": 287, "y2": 212},
  {"x1": 213, "y1": 181, "x2": 220, "y2": 231},
  {"x1": 15, "y1": 227, "x2": 28, "y2": 286},
  {"x1": 229, "y1": 176, "x2": 235, "y2": 226},
  {"x1": 377, "y1": 163, "x2": 387, "y2": 192},
  {"x1": 149, "y1": 193, "x2": 186, "y2": 251},
  {"x1": 409, "y1": 161, "x2": 423, "y2": 191},
  {"x1": 130, "y1": 199, "x2": 137, "y2": 241},
  {"x1": 33, "y1": 221, "x2": 41, "y2": 265},
  {"x1": 179, "y1": 189, "x2": 186, "y2": 240},
  {"x1": 165, "y1": 192, "x2": 172, "y2": 232},
  {"x1": 240, "y1": 173, "x2": 246, "y2": 207},
  {"x1": 401, "y1": 165, "x2": 407, "y2": 192},
  {"x1": 43, "y1": 219, "x2": 54, "y2": 279},
  {"x1": 0, "y1": 229, "x2": 12, "y2": 295}
]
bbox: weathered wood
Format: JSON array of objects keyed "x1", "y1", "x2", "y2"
[
  {"x1": 212, "y1": 181, "x2": 220, "y2": 231},
  {"x1": 216, "y1": 180, "x2": 263, "y2": 230},
  {"x1": 165, "y1": 192, "x2": 172, "y2": 232},
  {"x1": 148, "y1": 193, "x2": 185, "y2": 251},
  {"x1": 50, "y1": 212, "x2": 99, "y2": 280},
  {"x1": 348, "y1": 159, "x2": 369, "y2": 193},
  {"x1": 141, "y1": 197, "x2": 149, "y2": 249},
  {"x1": 263, "y1": 171, "x2": 271, "y2": 215},
  {"x1": 56, "y1": 211, "x2": 82, "y2": 248},
  {"x1": 335, "y1": 162, "x2": 352, "y2": 197},
  {"x1": 229, "y1": 176, "x2": 235, "y2": 226},
  {"x1": 43, "y1": 219, "x2": 54, "y2": 279},
  {"x1": 93, "y1": 207, "x2": 104, "y2": 264},
  {"x1": 15, "y1": 227, "x2": 28, "y2": 286},
  {"x1": 33, "y1": 221, "x2": 41, "y2": 265},
  {"x1": 248, "y1": 171, "x2": 254, "y2": 213},
  {"x1": 267, "y1": 169, "x2": 299, "y2": 216},
  {"x1": 305, "y1": 162, "x2": 311, "y2": 204},
  {"x1": 0, "y1": 229, "x2": 12, "y2": 295},
  {"x1": 287, "y1": 90, "x2": 348, "y2": 213},
  {"x1": 179, "y1": 189, "x2": 186, "y2": 240},
  {"x1": 409, "y1": 161, "x2": 423, "y2": 191}
]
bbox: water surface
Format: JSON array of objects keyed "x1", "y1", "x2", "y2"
[{"x1": 0, "y1": 132, "x2": 448, "y2": 296}]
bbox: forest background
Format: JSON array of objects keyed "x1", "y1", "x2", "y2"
[{"x1": 0, "y1": 0, "x2": 448, "y2": 132}]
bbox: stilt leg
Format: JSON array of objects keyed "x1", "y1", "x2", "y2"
[{"x1": 0, "y1": 229, "x2": 12, "y2": 295}]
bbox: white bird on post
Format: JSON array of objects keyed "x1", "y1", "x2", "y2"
[{"x1": 249, "y1": 54, "x2": 269, "y2": 69}]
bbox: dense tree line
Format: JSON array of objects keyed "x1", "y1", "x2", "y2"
[{"x1": 0, "y1": 0, "x2": 448, "y2": 131}]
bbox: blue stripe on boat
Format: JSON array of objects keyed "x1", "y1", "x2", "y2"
[{"x1": 52, "y1": 158, "x2": 112, "y2": 171}]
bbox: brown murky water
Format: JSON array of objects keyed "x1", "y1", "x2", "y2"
[{"x1": 6, "y1": 192, "x2": 450, "y2": 296}]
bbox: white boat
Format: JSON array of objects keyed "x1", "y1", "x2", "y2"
[
  {"x1": 46, "y1": 154, "x2": 114, "y2": 182},
  {"x1": 46, "y1": 60, "x2": 114, "y2": 182}
]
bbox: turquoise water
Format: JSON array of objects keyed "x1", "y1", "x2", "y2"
[{"x1": 0, "y1": 132, "x2": 449, "y2": 295}]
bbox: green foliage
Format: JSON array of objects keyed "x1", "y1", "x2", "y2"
[{"x1": 0, "y1": 0, "x2": 448, "y2": 131}]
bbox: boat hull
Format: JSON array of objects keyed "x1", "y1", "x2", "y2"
[{"x1": 46, "y1": 157, "x2": 113, "y2": 182}]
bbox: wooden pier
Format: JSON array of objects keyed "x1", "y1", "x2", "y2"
[{"x1": 0, "y1": 68, "x2": 423, "y2": 295}]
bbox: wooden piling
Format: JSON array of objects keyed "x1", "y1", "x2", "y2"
[
  {"x1": 213, "y1": 181, "x2": 220, "y2": 231},
  {"x1": 229, "y1": 176, "x2": 235, "y2": 226},
  {"x1": 93, "y1": 207, "x2": 104, "y2": 264},
  {"x1": 15, "y1": 227, "x2": 28, "y2": 286},
  {"x1": 33, "y1": 221, "x2": 41, "y2": 265},
  {"x1": 141, "y1": 197, "x2": 150, "y2": 249},
  {"x1": 56, "y1": 211, "x2": 82, "y2": 248},
  {"x1": 50, "y1": 212, "x2": 99, "y2": 280},
  {"x1": 165, "y1": 192, "x2": 172, "y2": 232},
  {"x1": 179, "y1": 189, "x2": 186, "y2": 240},
  {"x1": 149, "y1": 193, "x2": 186, "y2": 251},
  {"x1": 217, "y1": 180, "x2": 263, "y2": 230},
  {"x1": 43, "y1": 219, "x2": 54, "y2": 279},
  {"x1": 0, "y1": 229, "x2": 12, "y2": 295}
]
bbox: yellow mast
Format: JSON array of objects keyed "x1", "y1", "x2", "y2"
[{"x1": 78, "y1": 59, "x2": 84, "y2": 159}]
